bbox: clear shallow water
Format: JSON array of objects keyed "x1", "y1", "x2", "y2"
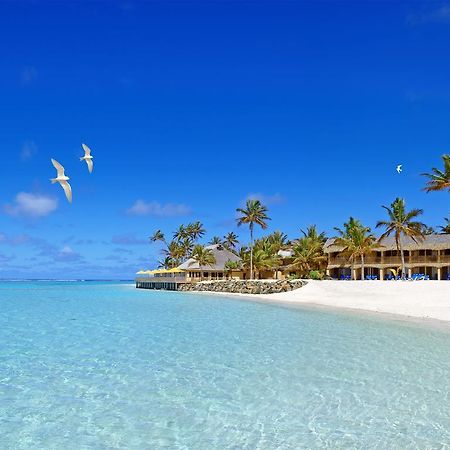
[{"x1": 1, "y1": 282, "x2": 450, "y2": 449}]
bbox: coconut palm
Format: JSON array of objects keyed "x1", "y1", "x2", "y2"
[
  {"x1": 265, "y1": 231, "x2": 288, "y2": 252},
  {"x1": 149, "y1": 229, "x2": 166, "y2": 245},
  {"x1": 186, "y1": 221, "x2": 206, "y2": 241},
  {"x1": 158, "y1": 256, "x2": 173, "y2": 269},
  {"x1": 223, "y1": 232, "x2": 239, "y2": 250},
  {"x1": 190, "y1": 245, "x2": 216, "y2": 281},
  {"x1": 376, "y1": 198, "x2": 426, "y2": 278},
  {"x1": 334, "y1": 218, "x2": 378, "y2": 280},
  {"x1": 300, "y1": 225, "x2": 327, "y2": 245},
  {"x1": 208, "y1": 236, "x2": 223, "y2": 245},
  {"x1": 423, "y1": 226, "x2": 435, "y2": 235},
  {"x1": 162, "y1": 241, "x2": 184, "y2": 268},
  {"x1": 422, "y1": 154, "x2": 450, "y2": 193},
  {"x1": 236, "y1": 200, "x2": 270, "y2": 279},
  {"x1": 224, "y1": 259, "x2": 241, "y2": 280},
  {"x1": 289, "y1": 233, "x2": 327, "y2": 277},
  {"x1": 251, "y1": 248, "x2": 281, "y2": 279},
  {"x1": 173, "y1": 225, "x2": 188, "y2": 242},
  {"x1": 439, "y1": 218, "x2": 450, "y2": 234}
]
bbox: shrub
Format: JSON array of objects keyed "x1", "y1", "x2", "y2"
[{"x1": 309, "y1": 270, "x2": 324, "y2": 280}]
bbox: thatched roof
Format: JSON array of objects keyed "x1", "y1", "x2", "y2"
[
  {"x1": 177, "y1": 244, "x2": 241, "y2": 271},
  {"x1": 324, "y1": 234, "x2": 450, "y2": 253}
]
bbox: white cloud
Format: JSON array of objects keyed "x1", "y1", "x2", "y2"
[
  {"x1": 245, "y1": 193, "x2": 285, "y2": 206},
  {"x1": 21, "y1": 66, "x2": 38, "y2": 85},
  {"x1": 111, "y1": 234, "x2": 147, "y2": 245},
  {"x1": 55, "y1": 246, "x2": 81, "y2": 262},
  {"x1": 4, "y1": 192, "x2": 58, "y2": 218},
  {"x1": 126, "y1": 200, "x2": 192, "y2": 217},
  {"x1": 20, "y1": 140, "x2": 38, "y2": 161},
  {"x1": 408, "y1": 5, "x2": 450, "y2": 24}
]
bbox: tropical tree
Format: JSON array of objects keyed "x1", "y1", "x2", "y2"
[
  {"x1": 208, "y1": 236, "x2": 223, "y2": 245},
  {"x1": 186, "y1": 221, "x2": 206, "y2": 241},
  {"x1": 300, "y1": 225, "x2": 327, "y2": 245},
  {"x1": 439, "y1": 218, "x2": 450, "y2": 234},
  {"x1": 265, "y1": 231, "x2": 288, "y2": 252},
  {"x1": 224, "y1": 259, "x2": 241, "y2": 280},
  {"x1": 157, "y1": 256, "x2": 173, "y2": 269},
  {"x1": 422, "y1": 154, "x2": 450, "y2": 193},
  {"x1": 162, "y1": 241, "x2": 185, "y2": 268},
  {"x1": 236, "y1": 199, "x2": 270, "y2": 279},
  {"x1": 251, "y1": 248, "x2": 281, "y2": 279},
  {"x1": 149, "y1": 229, "x2": 166, "y2": 245},
  {"x1": 376, "y1": 198, "x2": 426, "y2": 278},
  {"x1": 334, "y1": 218, "x2": 378, "y2": 280},
  {"x1": 223, "y1": 232, "x2": 239, "y2": 250},
  {"x1": 290, "y1": 230, "x2": 327, "y2": 278},
  {"x1": 190, "y1": 245, "x2": 216, "y2": 281},
  {"x1": 173, "y1": 225, "x2": 188, "y2": 242},
  {"x1": 423, "y1": 226, "x2": 435, "y2": 235}
]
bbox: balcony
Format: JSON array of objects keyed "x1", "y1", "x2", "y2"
[{"x1": 328, "y1": 253, "x2": 449, "y2": 266}]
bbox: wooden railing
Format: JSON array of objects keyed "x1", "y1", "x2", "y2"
[{"x1": 329, "y1": 254, "x2": 450, "y2": 266}]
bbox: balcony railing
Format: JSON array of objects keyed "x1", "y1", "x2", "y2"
[{"x1": 329, "y1": 254, "x2": 450, "y2": 266}]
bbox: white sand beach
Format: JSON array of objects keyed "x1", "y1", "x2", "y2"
[{"x1": 253, "y1": 280, "x2": 450, "y2": 323}]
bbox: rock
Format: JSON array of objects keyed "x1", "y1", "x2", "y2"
[{"x1": 178, "y1": 279, "x2": 307, "y2": 295}]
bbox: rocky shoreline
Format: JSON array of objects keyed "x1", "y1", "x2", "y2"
[{"x1": 178, "y1": 279, "x2": 307, "y2": 295}]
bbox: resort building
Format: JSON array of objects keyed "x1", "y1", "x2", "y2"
[
  {"x1": 177, "y1": 244, "x2": 242, "y2": 281},
  {"x1": 136, "y1": 244, "x2": 242, "y2": 290},
  {"x1": 325, "y1": 234, "x2": 450, "y2": 280}
]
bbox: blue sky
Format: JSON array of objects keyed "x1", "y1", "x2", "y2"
[{"x1": 0, "y1": 0, "x2": 449, "y2": 279}]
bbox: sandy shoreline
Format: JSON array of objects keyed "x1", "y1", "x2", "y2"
[{"x1": 188, "y1": 280, "x2": 450, "y2": 326}]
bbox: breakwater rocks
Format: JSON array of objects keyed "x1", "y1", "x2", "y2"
[{"x1": 178, "y1": 279, "x2": 307, "y2": 295}]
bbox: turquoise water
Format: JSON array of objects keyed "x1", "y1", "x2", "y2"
[{"x1": 1, "y1": 282, "x2": 450, "y2": 449}]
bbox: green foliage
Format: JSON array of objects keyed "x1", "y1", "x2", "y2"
[
  {"x1": 309, "y1": 270, "x2": 324, "y2": 280},
  {"x1": 422, "y1": 154, "x2": 450, "y2": 193},
  {"x1": 236, "y1": 199, "x2": 271, "y2": 279},
  {"x1": 376, "y1": 198, "x2": 426, "y2": 278}
]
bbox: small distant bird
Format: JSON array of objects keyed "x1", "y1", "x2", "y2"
[
  {"x1": 50, "y1": 159, "x2": 72, "y2": 203},
  {"x1": 396, "y1": 164, "x2": 402, "y2": 174},
  {"x1": 80, "y1": 143, "x2": 94, "y2": 173}
]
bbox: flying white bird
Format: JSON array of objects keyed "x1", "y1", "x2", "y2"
[
  {"x1": 80, "y1": 143, "x2": 94, "y2": 173},
  {"x1": 50, "y1": 159, "x2": 72, "y2": 203},
  {"x1": 396, "y1": 164, "x2": 402, "y2": 174}
]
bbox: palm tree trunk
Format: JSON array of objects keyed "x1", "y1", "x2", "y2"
[
  {"x1": 200, "y1": 265, "x2": 203, "y2": 281},
  {"x1": 361, "y1": 254, "x2": 365, "y2": 281},
  {"x1": 351, "y1": 259, "x2": 355, "y2": 280},
  {"x1": 400, "y1": 243, "x2": 406, "y2": 279},
  {"x1": 250, "y1": 224, "x2": 254, "y2": 280}
]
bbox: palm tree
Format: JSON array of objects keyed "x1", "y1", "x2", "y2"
[
  {"x1": 236, "y1": 199, "x2": 270, "y2": 279},
  {"x1": 422, "y1": 154, "x2": 450, "y2": 193},
  {"x1": 162, "y1": 241, "x2": 184, "y2": 268},
  {"x1": 300, "y1": 225, "x2": 327, "y2": 245},
  {"x1": 186, "y1": 221, "x2": 206, "y2": 241},
  {"x1": 439, "y1": 218, "x2": 450, "y2": 234},
  {"x1": 224, "y1": 259, "x2": 241, "y2": 280},
  {"x1": 149, "y1": 229, "x2": 166, "y2": 245},
  {"x1": 223, "y1": 232, "x2": 239, "y2": 250},
  {"x1": 376, "y1": 198, "x2": 426, "y2": 278},
  {"x1": 290, "y1": 232, "x2": 327, "y2": 278},
  {"x1": 208, "y1": 236, "x2": 223, "y2": 245},
  {"x1": 158, "y1": 256, "x2": 173, "y2": 269},
  {"x1": 190, "y1": 245, "x2": 216, "y2": 281},
  {"x1": 423, "y1": 225, "x2": 435, "y2": 235},
  {"x1": 173, "y1": 225, "x2": 188, "y2": 242},
  {"x1": 252, "y1": 248, "x2": 281, "y2": 279},
  {"x1": 334, "y1": 218, "x2": 378, "y2": 281}
]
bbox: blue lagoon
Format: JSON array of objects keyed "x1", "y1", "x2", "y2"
[{"x1": 1, "y1": 281, "x2": 450, "y2": 449}]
